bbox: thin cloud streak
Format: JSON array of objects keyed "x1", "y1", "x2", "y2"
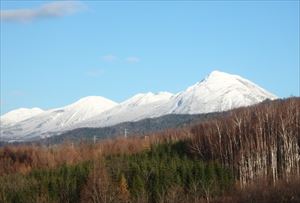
[
  {"x1": 101, "y1": 54, "x2": 117, "y2": 62},
  {"x1": 0, "y1": 1, "x2": 85, "y2": 23},
  {"x1": 126, "y1": 56, "x2": 140, "y2": 63}
]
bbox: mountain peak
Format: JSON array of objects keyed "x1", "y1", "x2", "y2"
[
  {"x1": 65, "y1": 96, "x2": 117, "y2": 109},
  {"x1": 186, "y1": 70, "x2": 235, "y2": 91},
  {"x1": 207, "y1": 70, "x2": 229, "y2": 77},
  {"x1": 205, "y1": 70, "x2": 238, "y2": 81},
  {"x1": 175, "y1": 70, "x2": 277, "y2": 114}
]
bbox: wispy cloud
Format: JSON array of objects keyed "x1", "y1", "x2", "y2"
[
  {"x1": 126, "y1": 56, "x2": 140, "y2": 63},
  {"x1": 86, "y1": 69, "x2": 104, "y2": 77},
  {"x1": 10, "y1": 90, "x2": 26, "y2": 97},
  {"x1": 0, "y1": 1, "x2": 85, "y2": 23},
  {"x1": 101, "y1": 54, "x2": 117, "y2": 62}
]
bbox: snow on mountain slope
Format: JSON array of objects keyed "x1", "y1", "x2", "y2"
[
  {"x1": 0, "y1": 108, "x2": 44, "y2": 126},
  {"x1": 77, "y1": 92, "x2": 174, "y2": 128},
  {"x1": 0, "y1": 96, "x2": 117, "y2": 141},
  {"x1": 1, "y1": 71, "x2": 277, "y2": 142},
  {"x1": 61, "y1": 96, "x2": 118, "y2": 122},
  {"x1": 168, "y1": 71, "x2": 277, "y2": 114},
  {"x1": 75, "y1": 71, "x2": 276, "y2": 129},
  {"x1": 121, "y1": 92, "x2": 173, "y2": 106}
]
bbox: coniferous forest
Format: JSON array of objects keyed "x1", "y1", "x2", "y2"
[{"x1": 0, "y1": 98, "x2": 299, "y2": 203}]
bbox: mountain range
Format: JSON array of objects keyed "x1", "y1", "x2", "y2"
[{"x1": 0, "y1": 71, "x2": 277, "y2": 142}]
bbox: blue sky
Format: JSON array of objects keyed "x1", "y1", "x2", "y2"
[{"x1": 0, "y1": 1, "x2": 299, "y2": 114}]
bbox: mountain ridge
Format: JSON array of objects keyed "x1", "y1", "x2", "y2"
[{"x1": 0, "y1": 70, "x2": 277, "y2": 141}]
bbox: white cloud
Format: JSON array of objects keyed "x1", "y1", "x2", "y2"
[
  {"x1": 126, "y1": 56, "x2": 140, "y2": 63},
  {"x1": 86, "y1": 69, "x2": 104, "y2": 77},
  {"x1": 101, "y1": 54, "x2": 117, "y2": 62},
  {"x1": 0, "y1": 1, "x2": 85, "y2": 23}
]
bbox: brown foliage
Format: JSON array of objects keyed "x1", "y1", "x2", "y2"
[
  {"x1": 0, "y1": 97, "x2": 299, "y2": 203},
  {"x1": 189, "y1": 98, "x2": 300, "y2": 186},
  {"x1": 216, "y1": 177, "x2": 300, "y2": 203},
  {"x1": 0, "y1": 128, "x2": 185, "y2": 176},
  {"x1": 118, "y1": 174, "x2": 130, "y2": 203}
]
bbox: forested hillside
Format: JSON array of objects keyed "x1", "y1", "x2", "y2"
[
  {"x1": 189, "y1": 97, "x2": 300, "y2": 186},
  {"x1": 0, "y1": 98, "x2": 299, "y2": 203}
]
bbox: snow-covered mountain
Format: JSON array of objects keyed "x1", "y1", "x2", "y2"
[
  {"x1": 0, "y1": 71, "x2": 277, "y2": 141},
  {"x1": 0, "y1": 108, "x2": 44, "y2": 126},
  {"x1": 75, "y1": 70, "x2": 277, "y2": 128},
  {"x1": 77, "y1": 92, "x2": 174, "y2": 128},
  {"x1": 0, "y1": 96, "x2": 117, "y2": 141},
  {"x1": 168, "y1": 70, "x2": 277, "y2": 114}
]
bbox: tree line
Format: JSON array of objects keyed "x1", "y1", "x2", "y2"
[{"x1": 0, "y1": 97, "x2": 299, "y2": 202}]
